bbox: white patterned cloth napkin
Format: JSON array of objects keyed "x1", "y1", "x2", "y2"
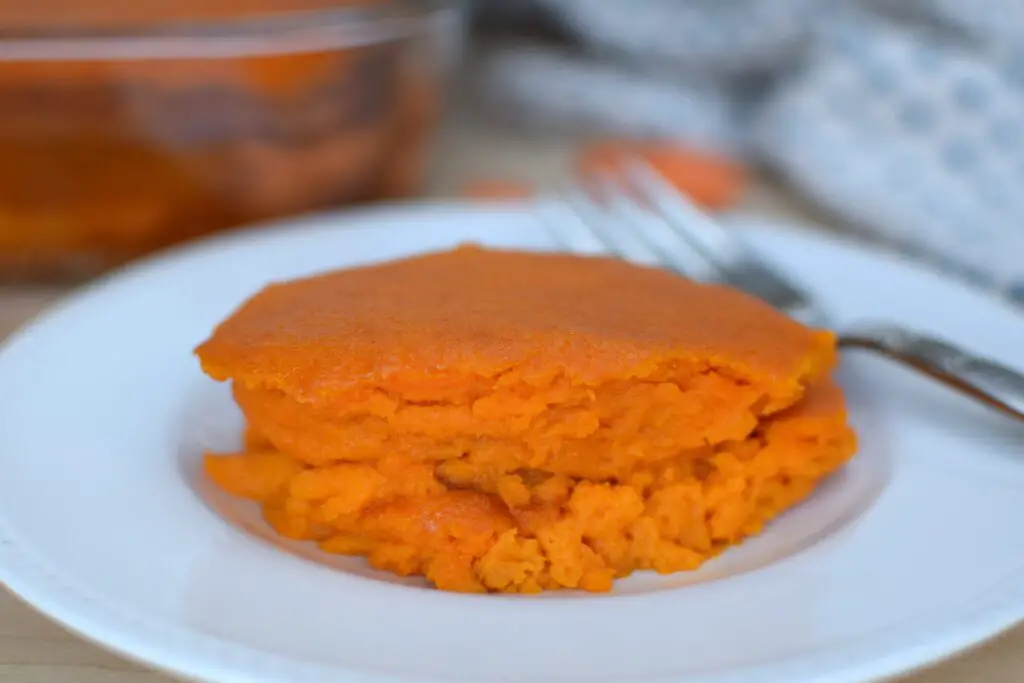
[{"x1": 472, "y1": 0, "x2": 1024, "y2": 305}]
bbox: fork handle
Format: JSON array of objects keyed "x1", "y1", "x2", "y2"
[{"x1": 838, "y1": 323, "x2": 1024, "y2": 423}]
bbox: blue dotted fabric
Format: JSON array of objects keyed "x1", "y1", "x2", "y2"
[
  {"x1": 473, "y1": 45, "x2": 746, "y2": 153},
  {"x1": 755, "y1": 7, "x2": 1024, "y2": 302},
  {"x1": 474, "y1": 0, "x2": 1024, "y2": 306},
  {"x1": 539, "y1": 0, "x2": 823, "y2": 75}
]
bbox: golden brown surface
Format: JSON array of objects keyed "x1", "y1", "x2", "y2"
[
  {"x1": 196, "y1": 246, "x2": 856, "y2": 593},
  {"x1": 197, "y1": 245, "x2": 836, "y2": 406}
]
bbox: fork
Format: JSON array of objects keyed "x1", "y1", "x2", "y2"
[{"x1": 540, "y1": 161, "x2": 1024, "y2": 424}]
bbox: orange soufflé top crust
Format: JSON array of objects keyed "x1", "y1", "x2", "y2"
[{"x1": 195, "y1": 245, "x2": 856, "y2": 593}]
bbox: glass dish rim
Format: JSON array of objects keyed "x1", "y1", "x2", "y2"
[{"x1": 0, "y1": 0, "x2": 461, "y2": 61}]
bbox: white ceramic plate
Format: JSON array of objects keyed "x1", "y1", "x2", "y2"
[{"x1": 1, "y1": 204, "x2": 1023, "y2": 683}]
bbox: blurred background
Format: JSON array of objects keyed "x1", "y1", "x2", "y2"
[{"x1": 0, "y1": 0, "x2": 1021, "y2": 326}]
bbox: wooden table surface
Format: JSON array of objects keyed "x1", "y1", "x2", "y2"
[{"x1": 2, "y1": 124, "x2": 1023, "y2": 682}]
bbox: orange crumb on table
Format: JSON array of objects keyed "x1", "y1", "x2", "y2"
[
  {"x1": 578, "y1": 140, "x2": 747, "y2": 210},
  {"x1": 195, "y1": 246, "x2": 855, "y2": 593},
  {"x1": 460, "y1": 180, "x2": 537, "y2": 200}
]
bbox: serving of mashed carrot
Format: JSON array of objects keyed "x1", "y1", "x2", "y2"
[{"x1": 195, "y1": 246, "x2": 857, "y2": 593}]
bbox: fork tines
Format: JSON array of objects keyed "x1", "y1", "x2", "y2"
[{"x1": 539, "y1": 159, "x2": 820, "y2": 324}]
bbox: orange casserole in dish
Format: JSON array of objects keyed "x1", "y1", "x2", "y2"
[{"x1": 195, "y1": 246, "x2": 857, "y2": 593}]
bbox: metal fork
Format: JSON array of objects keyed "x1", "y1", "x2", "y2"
[{"x1": 540, "y1": 161, "x2": 1024, "y2": 424}]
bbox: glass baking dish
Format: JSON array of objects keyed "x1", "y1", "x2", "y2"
[{"x1": 0, "y1": 0, "x2": 460, "y2": 280}]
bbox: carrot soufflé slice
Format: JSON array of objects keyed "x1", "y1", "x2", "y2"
[{"x1": 195, "y1": 245, "x2": 857, "y2": 593}]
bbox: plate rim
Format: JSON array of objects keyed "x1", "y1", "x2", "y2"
[{"x1": 1, "y1": 200, "x2": 1023, "y2": 683}]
